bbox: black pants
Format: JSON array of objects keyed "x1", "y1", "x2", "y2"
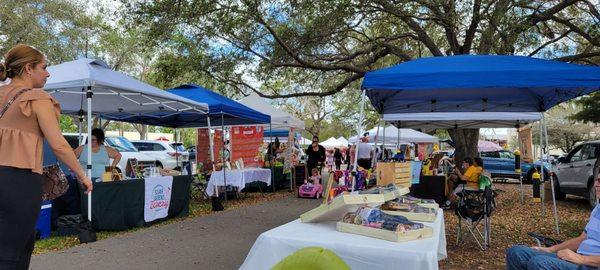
[
  {"x1": 0, "y1": 166, "x2": 42, "y2": 270},
  {"x1": 357, "y1": 158, "x2": 372, "y2": 170},
  {"x1": 335, "y1": 160, "x2": 342, "y2": 170}
]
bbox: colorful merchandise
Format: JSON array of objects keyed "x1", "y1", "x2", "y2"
[{"x1": 342, "y1": 206, "x2": 424, "y2": 233}]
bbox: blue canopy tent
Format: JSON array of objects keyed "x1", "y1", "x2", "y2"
[
  {"x1": 166, "y1": 84, "x2": 272, "y2": 196},
  {"x1": 166, "y1": 84, "x2": 270, "y2": 127},
  {"x1": 364, "y1": 55, "x2": 600, "y2": 114},
  {"x1": 360, "y1": 55, "x2": 600, "y2": 236}
]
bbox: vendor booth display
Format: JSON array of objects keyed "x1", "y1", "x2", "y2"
[
  {"x1": 337, "y1": 206, "x2": 433, "y2": 242},
  {"x1": 242, "y1": 183, "x2": 446, "y2": 270},
  {"x1": 380, "y1": 200, "x2": 437, "y2": 222},
  {"x1": 45, "y1": 59, "x2": 209, "y2": 225},
  {"x1": 376, "y1": 162, "x2": 411, "y2": 187},
  {"x1": 80, "y1": 175, "x2": 192, "y2": 231},
  {"x1": 362, "y1": 55, "x2": 600, "y2": 235}
]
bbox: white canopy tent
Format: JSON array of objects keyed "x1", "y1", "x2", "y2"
[
  {"x1": 349, "y1": 126, "x2": 439, "y2": 144},
  {"x1": 337, "y1": 136, "x2": 349, "y2": 146},
  {"x1": 238, "y1": 93, "x2": 305, "y2": 130},
  {"x1": 45, "y1": 59, "x2": 208, "y2": 117},
  {"x1": 299, "y1": 137, "x2": 312, "y2": 145},
  {"x1": 320, "y1": 137, "x2": 345, "y2": 148},
  {"x1": 45, "y1": 58, "x2": 209, "y2": 221}
]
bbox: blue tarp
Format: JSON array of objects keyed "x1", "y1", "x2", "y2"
[
  {"x1": 264, "y1": 129, "x2": 292, "y2": 138},
  {"x1": 362, "y1": 55, "x2": 600, "y2": 113},
  {"x1": 166, "y1": 84, "x2": 270, "y2": 127}
]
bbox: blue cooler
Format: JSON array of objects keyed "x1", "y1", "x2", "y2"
[{"x1": 36, "y1": 201, "x2": 52, "y2": 240}]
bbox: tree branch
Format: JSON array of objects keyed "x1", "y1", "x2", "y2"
[
  {"x1": 371, "y1": 0, "x2": 444, "y2": 56},
  {"x1": 528, "y1": 30, "x2": 572, "y2": 56},
  {"x1": 554, "y1": 51, "x2": 600, "y2": 62},
  {"x1": 461, "y1": 0, "x2": 482, "y2": 54}
]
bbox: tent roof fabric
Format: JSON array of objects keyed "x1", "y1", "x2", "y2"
[
  {"x1": 337, "y1": 136, "x2": 350, "y2": 146},
  {"x1": 321, "y1": 137, "x2": 345, "y2": 148},
  {"x1": 385, "y1": 112, "x2": 541, "y2": 130},
  {"x1": 363, "y1": 55, "x2": 600, "y2": 113},
  {"x1": 350, "y1": 126, "x2": 438, "y2": 144},
  {"x1": 238, "y1": 93, "x2": 305, "y2": 130},
  {"x1": 167, "y1": 84, "x2": 270, "y2": 127},
  {"x1": 44, "y1": 58, "x2": 208, "y2": 128}
]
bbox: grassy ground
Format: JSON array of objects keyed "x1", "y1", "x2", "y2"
[
  {"x1": 33, "y1": 190, "x2": 291, "y2": 255},
  {"x1": 440, "y1": 182, "x2": 590, "y2": 269}
]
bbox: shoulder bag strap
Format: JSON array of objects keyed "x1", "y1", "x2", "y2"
[{"x1": 0, "y1": 88, "x2": 32, "y2": 119}]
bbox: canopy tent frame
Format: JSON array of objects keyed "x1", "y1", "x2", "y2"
[
  {"x1": 45, "y1": 59, "x2": 210, "y2": 222},
  {"x1": 358, "y1": 55, "x2": 600, "y2": 235},
  {"x1": 357, "y1": 94, "x2": 559, "y2": 234}
]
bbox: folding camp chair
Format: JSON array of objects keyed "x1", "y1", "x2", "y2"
[
  {"x1": 455, "y1": 185, "x2": 496, "y2": 251},
  {"x1": 528, "y1": 232, "x2": 563, "y2": 247},
  {"x1": 190, "y1": 173, "x2": 210, "y2": 201}
]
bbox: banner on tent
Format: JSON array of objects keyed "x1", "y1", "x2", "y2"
[
  {"x1": 144, "y1": 176, "x2": 173, "y2": 222},
  {"x1": 411, "y1": 161, "x2": 422, "y2": 184},
  {"x1": 518, "y1": 127, "x2": 534, "y2": 163},
  {"x1": 231, "y1": 126, "x2": 264, "y2": 168},
  {"x1": 197, "y1": 129, "x2": 224, "y2": 166}
]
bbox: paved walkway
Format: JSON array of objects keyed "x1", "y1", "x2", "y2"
[{"x1": 31, "y1": 195, "x2": 321, "y2": 270}]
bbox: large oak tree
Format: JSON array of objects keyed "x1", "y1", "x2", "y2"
[{"x1": 128, "y1": 0, "x2": 600, "y2": 163}]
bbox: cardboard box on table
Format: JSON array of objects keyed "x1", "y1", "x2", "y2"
[
  {"x1": 376, "y1": 162, "x2": 411, "y2": 187},
  {"x1": 300, "y1": 188, "x2": 433, "y2": 243}
]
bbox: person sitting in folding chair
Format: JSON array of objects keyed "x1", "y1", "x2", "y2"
[
  {"x1": 445, "y1": 157, "x2": 483, "y2": 206},
  {"x1": 506, "y1": 176, "x2": 600, "y2": 270}
]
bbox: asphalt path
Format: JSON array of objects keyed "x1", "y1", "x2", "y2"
[{"x1": 31, "y1": 194, "x2": 321, "y2": 270}]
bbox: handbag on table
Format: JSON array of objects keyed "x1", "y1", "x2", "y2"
[{"x1": 0, "y1": 88, "x2": 69, "y2": 200}]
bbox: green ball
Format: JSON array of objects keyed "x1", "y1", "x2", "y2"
[{"x1": 271, "y1": 246, "x2": 350, "y2": 270}]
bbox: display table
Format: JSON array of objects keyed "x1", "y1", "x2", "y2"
[
  {"x1": 241, "y1": 209, "x2": 447, "y2": 270},
  {"x1": 81, "y1": 175, "x2": 192, "y2": 231},
  {"x1": 207, "y1": 168, "x2": 271, "y2": 196}
]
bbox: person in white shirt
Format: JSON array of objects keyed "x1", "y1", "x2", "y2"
[{"x1": 356, "y1": 136, "x2": 373, "y2": 170}]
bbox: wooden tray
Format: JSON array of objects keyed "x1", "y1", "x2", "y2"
[
  {"x1": 336, "y1": 222, "x2": 433, "y2": 242},
  {"x1": 382, "y1": 209, "x2": 437, "y2": 223},
  {"x1": 300, "y1": 194, "x2": 385, "y2": 223},
  {"x1": 382, "y1": 185, "x2": 410, "y2": 201}
]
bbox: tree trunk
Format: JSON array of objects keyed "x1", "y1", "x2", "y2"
[{"x1": 448, "y1": 129, "x2": 480, "y2": 165}]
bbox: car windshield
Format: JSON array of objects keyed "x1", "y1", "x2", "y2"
[
  {"x1": 171, "y1": 144, "x2": 185, "y2": 152},
  {"x1": 499, "y1": 151, "x2": 515, "y2": 159},
  {"x1": 106, "y1": 137, "x2": 138, "y2": 152}
]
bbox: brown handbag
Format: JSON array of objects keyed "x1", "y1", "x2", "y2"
[{"x1": 0, "y1": 88, "x2": 69, "y2": 200}]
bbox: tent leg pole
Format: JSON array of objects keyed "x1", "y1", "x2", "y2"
[
  {"x1": 375, "y1": 121, "x2": 380, "y2": 162},
  {"x1": 539, "y1": 119, "x2": 545, "y2": 215},
  {"x1": 270, "y1": 122, "x2": 274, "y2": 193},
  {"x1": 222, "y1": 113, "x2": 227, "y2": 201},
  {"x1": 519, "y1": 174, "x2": 524, "y2": 204},
  {"x1": 86, "y1": 87, "x2": 93, "y2": 222},
  {"x1": 382, "y1": 120, "x2": 386, "y2": 161},
  {"x1": 206, "y1": 116, "x2": 218, "y2": 198},
  {"x1": 544, "y1": 114, "x2": 560, "y2": 234},
  {"x1": 352, "y1": 90, "x2": 367, "y2": 192}
]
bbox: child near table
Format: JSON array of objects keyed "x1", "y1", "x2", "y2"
[
  {"x1": 306, "y1": 168, "x2": 321, "y2": 186},
  {"x1": 326, "y1": 150, "x2": 334, "y2": 172}
]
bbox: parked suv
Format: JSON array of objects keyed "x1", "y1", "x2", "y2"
[
  {"x1": 554, "y1": 141, "x2": 600, "y2": 208},
  {"x1": 131, "y1": 140, "x2": 189, "y2": 170},
  {"x1": 62, "y1": 133, "x2": 157, "y2": 173}
]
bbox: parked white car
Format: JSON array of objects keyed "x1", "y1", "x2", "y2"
[
  {"x1": 131, "y1": 140, "x2": 189, "y2": 170},
  {"x1": 554, "y1": 140, "x2": 600, "y2": 208},
  {"x1": 62, "y1": 133, "x2": 157, "y2": 173}
]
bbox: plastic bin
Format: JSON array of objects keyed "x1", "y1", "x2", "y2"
[{"x1": 36, "y1": 201, "x2": 52, "y2": 240}]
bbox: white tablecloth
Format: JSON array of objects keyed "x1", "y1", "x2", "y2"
[
  {"x1": 240, "y1": 209, "x2": 447, "y2": 270},
  {"x1": 207, "y1": 168, "x2": 271, "y2": 196}
]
